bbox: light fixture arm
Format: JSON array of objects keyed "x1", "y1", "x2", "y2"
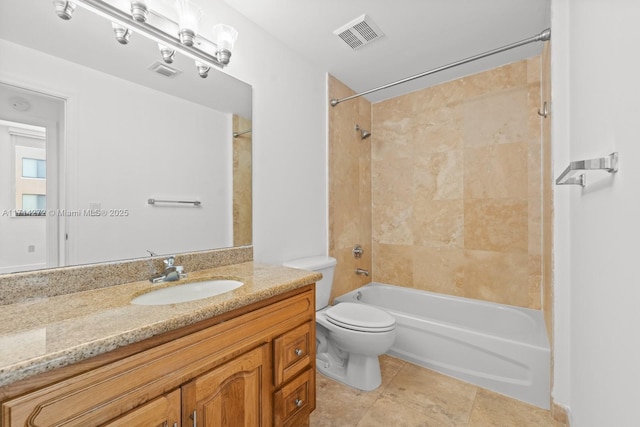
[{"x1": 71, "y1": 0, "x2": 227, "y2": 70}]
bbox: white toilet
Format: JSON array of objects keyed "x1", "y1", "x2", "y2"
[{"x1": 283, "y1": 256, "x2": 396, "y2": 391}]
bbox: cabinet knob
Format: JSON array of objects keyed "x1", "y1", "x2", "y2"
[
  {"x1": 295, "y1": 398, "x2": 304, "y2": 408},
  {"x1": 294, "y1": 348, "x2": 303, "y2": 356}
]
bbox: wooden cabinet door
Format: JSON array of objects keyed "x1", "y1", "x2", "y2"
[
  {"x1": 181, "y1": 344, "x2": 271, "y2": 427},
  {"x1": 103, "y1": 388, "x2": 181, "y2": 427}
]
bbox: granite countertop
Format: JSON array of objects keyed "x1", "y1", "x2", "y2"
[{"x1": 0, "y1": 262, "x2": 320, "y2": 387}]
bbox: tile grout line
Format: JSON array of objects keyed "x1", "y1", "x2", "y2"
[
  {"x1": 354, "y1": 357, "x2": 408, "y2": 427},
  {"x1": 465, "y1": 385, "x2": 481, "y2": 426}
]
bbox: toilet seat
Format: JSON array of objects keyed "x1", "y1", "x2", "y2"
[{"x1": 325, "y1": 303, "x2": 396, "y2": 332}]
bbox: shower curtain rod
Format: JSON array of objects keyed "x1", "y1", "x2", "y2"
[
  {"x1": 233, "y1": 129, "x2": 252, "y2": 138},
  {"x1": 330, "y1": 28, "x2": 551, "y2": 107}
]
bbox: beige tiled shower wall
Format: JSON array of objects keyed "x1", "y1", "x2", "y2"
[
  {"x1": 232, "y1": 115, "x2": 252, "y2": 247},
  {"x1": 370, "y1": 57, "x2": 544, "y2": 309},
  {"x1": 328, "y1": 76, "x2": 373, "y2": 302}
]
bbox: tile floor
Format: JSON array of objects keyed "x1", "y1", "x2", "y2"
[{"x1": 309, "y1": 355, "x2": 565, "y2": 427}]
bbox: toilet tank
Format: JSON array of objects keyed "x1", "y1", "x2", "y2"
[{"x1": 283, "y1": 256, "x2": 336, "y2": 310}]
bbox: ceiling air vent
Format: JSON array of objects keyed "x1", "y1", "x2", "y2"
[
  {"x1": 148, "y1": 61, "x2": 182, "y2": 78},
  {"x1": 333, "y1": 14, "x2": 384, "y2": 50}
]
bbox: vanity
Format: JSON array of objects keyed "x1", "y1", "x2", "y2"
[{"x1": 0, "y1": 258, "x2": 320, "y2": 427}]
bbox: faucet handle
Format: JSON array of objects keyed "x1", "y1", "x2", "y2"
[
  {"x1": 164, "y1": 256, "x2": 175, "y2": 268},
  {"x1": 176, "y1": 265, "x2": 188, "y2": 279}
]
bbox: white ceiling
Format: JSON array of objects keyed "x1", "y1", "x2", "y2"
[{"x1": 223, "y1": 0, "x2": 551, "y2": 103}]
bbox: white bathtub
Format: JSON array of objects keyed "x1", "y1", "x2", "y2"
[{"x1": 335, "y1": 282, "x2": 550, "y2": 409}]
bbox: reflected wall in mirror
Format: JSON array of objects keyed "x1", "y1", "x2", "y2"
[
  {"x1": 232, "y1": 115, "x2": 252, "y2": 247},
  {"x1": 0, "y1": 0, "x2": 252, "y2": 275}
]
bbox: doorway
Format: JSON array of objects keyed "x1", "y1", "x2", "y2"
[{"x1": 0, "y1": 82, "x2": 65, "y2": 273}]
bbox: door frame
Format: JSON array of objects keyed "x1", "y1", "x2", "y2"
[{"x1": 0, "y1": 79, "x2": 70, "y2": 271}]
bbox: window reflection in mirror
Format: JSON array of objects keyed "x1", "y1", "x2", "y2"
[{"x1": 18, "y1": 141, "x2": 47, "y2": 213}]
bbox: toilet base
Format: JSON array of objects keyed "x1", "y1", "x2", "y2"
[{"x1": 316, "y1": 351, "x2": 382, "y2": 391}]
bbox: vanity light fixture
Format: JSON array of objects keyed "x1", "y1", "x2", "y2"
[
  {"x1": 158, "y1": 43, "x2": 176, "y2": 63},
  {"x1": 130, "y1": 0, "x2": 150, "y2": 22},
  {"x1": 111, "y1": 0, "x2": 133, "y2": 44},
  {"x1": 176, "y1": 0, "x2": 202, "y2": 47},
  {"x1": 111, "y1": 21, "x2": 132, "y2": 44},
  {"x1": 51, "y1": 0, "x2": 239, "y2": 77},
  {"x1": 212, "y1": 24, "x2": 238, "y2": 65},
  {"x1": 195, "y1": 60, "x2": 210, "y2": 78},
  {"x1": 53, "y1": 0, "x2": 76, "y2": 20}
]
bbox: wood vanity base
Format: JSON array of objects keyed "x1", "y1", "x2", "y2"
[{"x1": 1, "y1": 285, "x2": 315, "y2": 427}]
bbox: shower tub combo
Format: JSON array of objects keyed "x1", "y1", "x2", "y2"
[{"x1": 335, "y1": 283, "x2": 550, "y2": 409}]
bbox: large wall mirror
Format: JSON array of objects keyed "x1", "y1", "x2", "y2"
[{"x1": 0, "y1": 0, "x2": 252, "y2": 274}]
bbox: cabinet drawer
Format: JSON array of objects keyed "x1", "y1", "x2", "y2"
[
  {"x1": 273, "y1": 368, "x2": 315, "y2": 427},
  {"x1": 273, "y1": 322, "x2": 313, "y2": 387}
]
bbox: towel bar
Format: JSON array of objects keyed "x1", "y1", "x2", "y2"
[
  {"x1": 148, "y1": 198, "x2": 201, "y2": 206},
  {"x1": 555, "y1": 152, "x2": 618, "y2": 187}
]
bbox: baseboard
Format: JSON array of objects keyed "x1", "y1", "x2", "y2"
[{"x1": 552, "y1": 401, "x2": 570, "y2": 425}]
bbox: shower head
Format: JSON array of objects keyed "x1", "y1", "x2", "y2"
[{"x1": 355, "y1": 124, "x2": 371, "y2": 140}]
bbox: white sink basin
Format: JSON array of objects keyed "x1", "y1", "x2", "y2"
[{"x1": 131, "y1": 279, "x2": 244, "y2": 306}]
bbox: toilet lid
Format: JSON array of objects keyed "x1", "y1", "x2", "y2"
[{"x1": 325, "y1": 302, "x2": 396, "y2": 332}]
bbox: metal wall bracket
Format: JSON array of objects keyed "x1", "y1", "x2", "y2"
[
  {"x1": 555, "y1": 152, "x2": 618, "y2": 187},
  {"x1": 537, "y1": 101, "x2": 549, "y2": 118}
]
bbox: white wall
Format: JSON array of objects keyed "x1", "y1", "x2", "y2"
[
  {"x1": 0, "y1": 40, "x2": 234, "y2": 265},
  {"x1": 202, "y1": 2, "x2": 329, "y2": 264},
  {"x1": 552, "y1": 0, "x2": 640, "y2": 424}
]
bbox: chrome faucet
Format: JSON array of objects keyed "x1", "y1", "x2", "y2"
[{"x1": 149, "y1": 255, "x2": 187, "y2": 283}]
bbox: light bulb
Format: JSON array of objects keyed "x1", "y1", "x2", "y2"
[
  {"x1": 212, "y1": 24, "x2": 238, "y2": 65},
  {"x1": 176, "y1": 0, "x2": 203, "y2": 46}
]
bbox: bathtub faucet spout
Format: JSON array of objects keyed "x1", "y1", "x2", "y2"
[{"x1": 355, "y1": 268, "x2": 369, "y2": 276}]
